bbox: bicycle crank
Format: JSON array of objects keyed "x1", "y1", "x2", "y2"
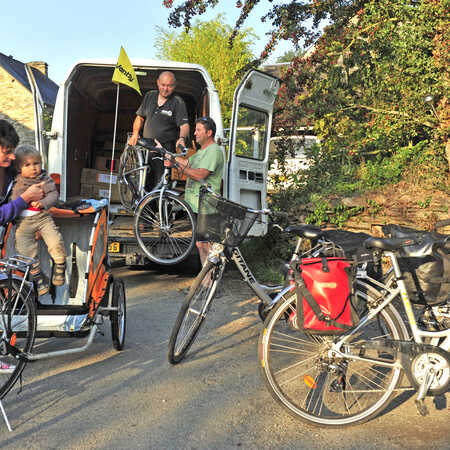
[
  {"x1": 409, "y1": 349, "x2": 450, "y2": 397},
  {"x1": 354, "y1": 339, "x2": 450, "y2": 397}
]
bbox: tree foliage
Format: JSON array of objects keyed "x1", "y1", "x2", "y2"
[
  {"x1": 163, "y1": 0, "x2": 449, "y2": 194},
  {"x1": 275, "y1": 0, "x2": 449, "y2": 171},
  {"x1": 163, "y1": 1, "x2": 369, "y2": 68},
  {"x1": 155, "y1": 15, "x2": 256, "y2": 126},
  {"x1": 276, "y1": 49, "x2": 304, "y2": 63}
]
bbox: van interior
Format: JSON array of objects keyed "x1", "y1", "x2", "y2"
[{"x1": 63, "y1": 65, "x2": 209, "y2": 199}]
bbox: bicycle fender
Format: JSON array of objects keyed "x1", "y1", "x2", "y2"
[
  {"x1": 135, "y1": 189, "x2": 183, "y2": 209},
  {"x1": 0, "y1": 273, "x2": 33, "y2": 289},
  {"x1": 164, "y1": 189, "x2": 182, "y2": 196}
]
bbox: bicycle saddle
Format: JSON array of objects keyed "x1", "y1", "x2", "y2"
[
  {"x1": 365, "y1": 234, "x2": 448, "y2": 258},
  {"x1": 285, "y1": 224, "x2": 323, "y2": 239}
]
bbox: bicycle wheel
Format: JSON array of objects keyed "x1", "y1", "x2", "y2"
[
  {"x1": 110, "y1": 278, "x2": 126, "y2": 351},
  {"x1": 135, "y1": 192, "x2": 196, "y2": 265},
  {"x1": 119, "y1": 145, "x2": 144, "y2": 211},
  {"x1": 259, "y1": 284, "x2": 407, "y2": 427},
  {"x1": 168, "y1": 261, "x2": 223, "y2": 364},
  {"x1": 0, "y1": 278, "x2": 36, "y2": 399}
]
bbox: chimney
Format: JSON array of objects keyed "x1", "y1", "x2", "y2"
[{"x1": 28, "y1": 61, "x2": 48, "y2": 77}]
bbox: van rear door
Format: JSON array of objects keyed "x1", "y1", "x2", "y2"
[
  {"x1": 25, "y1": 64, "x2": 48, "y2": 168},
  {"x1": 226, "y1": 69, "x2": 279, "y2": 236}
]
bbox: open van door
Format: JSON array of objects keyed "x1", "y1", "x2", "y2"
[
  {"x1": 25, "y1": 63, "x2": 48, "y2": 168},
  {"x1": 226, "y1": 69, "x2": 280, "y2": 236}
]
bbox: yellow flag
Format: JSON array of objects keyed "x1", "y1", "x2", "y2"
[{"x1": 112, "y1": 46, "x2": 141, "y2": 95}]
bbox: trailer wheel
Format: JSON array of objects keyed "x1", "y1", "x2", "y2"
[{"x1": 110, "y1": 278, "x2": 126, "y2": 350}]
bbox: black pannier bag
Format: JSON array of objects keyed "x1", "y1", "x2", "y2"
[
  {"x1": 383, "y1": 224, "x2": 450, "y2": 306},
  {"x1": 293, "y1": 257, "x2": 359, "y2": 335},
  {"x1": 320, "y1": 229, "x2": 382, "y2": 280}
]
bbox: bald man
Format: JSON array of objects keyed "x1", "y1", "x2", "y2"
[{"x1": 128, "y1": 71, "x2": 190, "y2": 191}]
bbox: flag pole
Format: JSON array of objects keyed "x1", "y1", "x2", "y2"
[{"x1": 107, "y1": 83, "x2": 120, "y2": 229}]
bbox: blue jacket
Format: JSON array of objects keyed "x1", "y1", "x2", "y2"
[{"x1": 0, "y1": 167, "x2": 27, "y2": 225}]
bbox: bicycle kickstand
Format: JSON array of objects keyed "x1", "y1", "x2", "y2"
[
  {"x1": 414, "y1": 367, "x2": 435, "y2": 416},
  {"x1": 0, "y1": 400, "x2": 12, "y2": 431}
]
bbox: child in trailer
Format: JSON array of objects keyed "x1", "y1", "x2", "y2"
[{"x1": 11, "y1": 145, "x2": 66, "y2": 295}]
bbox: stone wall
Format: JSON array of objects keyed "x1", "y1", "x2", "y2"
[{"x1": 0, "y1": 66, "x2": 35, "y2": 146}]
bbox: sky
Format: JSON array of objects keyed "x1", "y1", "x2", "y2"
[{"x1": 3, "y1": 1, "x2": 295, "y2": 85}]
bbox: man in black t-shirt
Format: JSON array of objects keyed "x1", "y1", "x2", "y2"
[{"x1": 128, "y1": 71, "x2": 189, "y2": 191}]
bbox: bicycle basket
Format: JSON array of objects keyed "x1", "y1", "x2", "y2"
[{"x1": 197, "y1": 189, "x2": 258, "y2": 247}]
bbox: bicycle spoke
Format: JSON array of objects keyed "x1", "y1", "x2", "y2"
[
  {"x1": 259, "y1": 291, "x2": 405, "y2": 426},
  {"x1": 136, "y1": 193, "x2": 196, "y2": 265},
  {"x1": 277, "y1": 359, "x2": 321, "y2": 386},
  {"x1": 168, "y1": 262, "x2": 220, "y2": 364},
  {"x1": 0, "y1": 280, "x2": 36, "y2": 399}
]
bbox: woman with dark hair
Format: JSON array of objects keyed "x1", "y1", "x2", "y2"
[{"x1": 0, "y1": 120, "x2": 44, "y2": 224}]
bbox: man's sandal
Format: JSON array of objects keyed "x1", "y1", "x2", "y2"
[{"x1": 52, "y1": 263, "x2": 66, "y2": 286}]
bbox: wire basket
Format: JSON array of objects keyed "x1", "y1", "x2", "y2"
[{"x1": 197, "y1": 188, "x2": 258, "y2": 247}]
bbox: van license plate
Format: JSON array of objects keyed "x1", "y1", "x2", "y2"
[{"x1": 109, "y1": 242, "x2": 120, "y2": 253}]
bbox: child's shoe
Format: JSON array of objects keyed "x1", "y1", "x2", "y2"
[
  {"x1": 35, "y1": 273, "x2": 49, "y2": 296},
  {"x1": 52, "y1": 263, "x2": 66, "y2": 286}
]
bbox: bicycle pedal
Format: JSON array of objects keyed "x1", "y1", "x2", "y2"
[{"x1": 414, "y1": 399, "x2": 429, "y2": 416}]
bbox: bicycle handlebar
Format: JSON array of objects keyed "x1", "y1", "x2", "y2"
[{"x1": 134, "y1": 137, "x2": 189, "y2": 159}]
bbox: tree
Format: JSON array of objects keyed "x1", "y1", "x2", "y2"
[
  {"x1": 163, "y1": 1, "x2": 369, "y2": 68},
  {"x1": 276, "y1": 0, "x2": 449, "y2": 173},
  {"x1": 276, "y1": 49, "x2": 304, "y2": 63},
  {"x1": 163, "y1": 1, "x2": 449, "y2": 181},
  {"x1": 155, "y1": 15, "x2": 256, "y2": 126}
]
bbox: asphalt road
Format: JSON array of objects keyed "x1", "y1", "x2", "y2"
[{"x1": 0, "y1": 265, "x2": 448, "y2": 449}]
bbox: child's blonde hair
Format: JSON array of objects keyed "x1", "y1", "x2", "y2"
[{"x1": 14, "y1": 145, "x2": 42, "y2": 170}]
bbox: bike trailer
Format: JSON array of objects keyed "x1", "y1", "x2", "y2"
[{"x1": 0, "y1": 205, "x2": 111, "y2": 335}]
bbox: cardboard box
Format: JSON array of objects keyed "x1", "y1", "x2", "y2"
[
  {"x1": 81, "y1": 168, "x2": 118, "y2": 185},
  {"x1": 80, "y1": 183, "x2": 121, "y2": 203},
  {"x1": 94, "y1": 156, "x2": 119, "y2": 171},
  {"x1": 80, "y1": 168, "x2": 121, "y2": 203}
]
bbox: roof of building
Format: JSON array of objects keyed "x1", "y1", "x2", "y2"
[{"x1": 0, "y1": 52, "x2": 58, "y2": 106}]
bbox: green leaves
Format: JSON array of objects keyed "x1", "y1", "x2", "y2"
[
  {"x1": 275, "y1": 0, "x2": 448, "y2": 172},
  {"x1": 155, "y1": 15, "x2": 256, "y2": 126}
]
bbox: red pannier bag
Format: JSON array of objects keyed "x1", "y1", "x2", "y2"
[{"x1": 294, "y1": 257, "x2": 357, "y2": 334}]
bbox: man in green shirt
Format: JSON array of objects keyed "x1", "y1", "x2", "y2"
[{"x1": 164, "y1": 117, "x2": 224, "y2": 264}]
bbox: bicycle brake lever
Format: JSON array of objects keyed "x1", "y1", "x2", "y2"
[{"x1": 176, "y1": 144, "x2": 189, "y2": 157}]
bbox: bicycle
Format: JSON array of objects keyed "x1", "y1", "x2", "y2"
[
  {"x1": 258, "y1": 222, "x2": 449, "y2": 426},
  {"x1": 167, "y1": 186, "x2": 376, "y2": 364},
  {"x1": 0, "y1": 256, "x2": 36, "y2": 400},
  {"x1": 119, "y1": 138, "x2": 197, "y2": 265},
  {"x1": 167, "y1": 185, "x2": 287, "y2": 364}
]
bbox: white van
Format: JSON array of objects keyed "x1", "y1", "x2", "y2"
[{"x1": 30, "y1": 59, "x2": 279, "y2": 266}]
